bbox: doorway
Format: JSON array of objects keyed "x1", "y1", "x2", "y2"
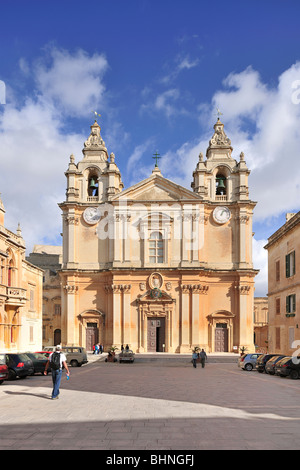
[
  {"x1": 86, "y1": 323, "x2": 99, "y2": 351},
  {"x1": 215, "y1": 323, "x2": 228, "y2": 352},
  {"x1": 147, "y1": 318, "x2": 165, "y2": 352}
]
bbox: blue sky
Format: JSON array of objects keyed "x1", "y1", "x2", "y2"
[{"x1": 1, "y1": 0, "x2": 300, "y2": 296}]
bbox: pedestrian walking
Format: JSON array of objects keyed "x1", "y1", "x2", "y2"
[
  {"x1": 192, "y1": 350, "x2": 198, "y2": 368},
  {"x1": 199, "y1": 349, "x2": 207, "y2": 368},
  {"x1": 95, "y1": 344, "x2": 99, "y2": 355},
  {"x1": 44, "y1": 345, "x2": 70, "y2": 400}
]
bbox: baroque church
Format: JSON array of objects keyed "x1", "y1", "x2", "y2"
[{"x1": 56, "y1": 117, "x2": 257, "y2": 353}]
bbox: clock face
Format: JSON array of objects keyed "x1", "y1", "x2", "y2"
[
  {"x1": 213, "y1": 206, "x2": 231, "y2": 224},
  {"x1": 83, "y1": 207, "x2": 101, "y2": 225}
]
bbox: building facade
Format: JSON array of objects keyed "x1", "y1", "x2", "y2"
[
  {"x1": 26, "y1": 245, "x2": 62, "y2": 348},
  {"x1": 0, "y1": 197, "x2": 43, "y2": 352},
  {"x1": 253, "y1": 297, "x2": 268, "y2": 352},
  {"x1": 265, "y1": 212, "x2": 300, "y2": 356},
  {"x1": 58, "y1": 118, "x2": 258, "y2": 353}
]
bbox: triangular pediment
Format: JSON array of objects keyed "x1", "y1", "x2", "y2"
[{"x1": 112, "y1": 173, "x2": 201, "y2": 203}]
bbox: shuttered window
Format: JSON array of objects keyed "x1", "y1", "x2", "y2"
[
  {"x1": 286, "y1": 294, "x2": 296, "y2": 313},
  {"x1": 286, "y1": 251, "x2": 296, "y2": 278}
]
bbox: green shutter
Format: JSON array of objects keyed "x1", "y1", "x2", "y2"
[
  {"x1": 286, "y1": 254, "x2": 290, "y2": 278},
  {"x1": 286, "y1": 295, "x2": 290, "y2": 313},
  {"x1": 292, "y1": 294, "x2": 296, "y2": 313},
  {"x1": 293, "y1": 251, "x2": 296, "y2": 276}
]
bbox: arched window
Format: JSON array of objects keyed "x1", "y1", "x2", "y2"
[
  {"x1": 149, "y1": 232, "x2": 163, "y2": 263},
  {"x1": 216, "y1": 173, "x2": 226, "y2": 196},
  {"x1": 88, "y1": 175, "x2": 98, "y2": 197}
]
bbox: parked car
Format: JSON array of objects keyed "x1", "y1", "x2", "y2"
[
  {"x1": 5, "y1": 353, "x2": 34, "y2": 380},
  {"x1": 265, "y1": 355, "x2": 286, "y2": 375},
  {"x1": 119, "y1": 349, "x2": 135, "y2": 363},
  {"x1": 61, "y1": 347, "x2": 88, "y2": 367},
  {"x1": 239, "y1": 353, "x2": 262, "y2": 371},
  {"x1": 275, "y1": 356, "x2": 300, "y2": 379},
  {"x1": 255, "y1": 354, "x2": 278, "y2": 373},
  {"x1": 26, "y1": 352, "x2": 51, "y2": 375},
  {"x1": 0, "y1": 354, "x2": 8, "y2": 384}
]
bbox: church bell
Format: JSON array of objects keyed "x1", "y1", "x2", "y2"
[
  {"x1": 89, "y1": 177, "x2": 97, "y2": 190},
  {"x1": 217, "y1": 178, "x2": 226, "y2": 190}
]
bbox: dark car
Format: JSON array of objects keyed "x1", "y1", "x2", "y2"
[
  {"x1": 5, "y1": 353, "x2": 34, "y2": 380},
  {"x1": 26, "y1": 352, "x2": 51, "y2": 375},
  {"x1": 0, "y1": 354, "x2": 8, "y2": 384},
  {"x1": 255, "y1": 354, "x2": 278, "y2": 373},
  {"x1": 265, "y1": 355, "x2": 286, "y2": 375},
  {"x1": 275, "y1": 356, "x2": 300, "y2": 379}
]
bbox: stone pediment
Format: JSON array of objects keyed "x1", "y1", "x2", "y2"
[{"x1": 112, "y1": 173, "x2": 201, "y2": 203}]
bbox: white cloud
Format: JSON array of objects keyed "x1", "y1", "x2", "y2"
[
  {"x1": 0, "y1": 47, "x2": 109, "y2": 252},
  {"x1": 34, "y1": 47, "x2": 108, "y2": 117}
]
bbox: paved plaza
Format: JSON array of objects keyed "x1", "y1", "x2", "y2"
[{"x1": 1, "y1": 354, "x2": 300, "y2": 450}]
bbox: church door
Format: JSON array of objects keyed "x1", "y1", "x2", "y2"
[
  {"x1": 86, "y1": 323, "x2": 98, "y2": 351},
  {"x1": 215, "y1": 323, "x2": 228, "y2": 352},
  {"x1": 147, "y1": 318, "x2": 165, "y2": 352}
]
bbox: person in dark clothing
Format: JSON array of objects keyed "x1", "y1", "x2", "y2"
[{"x1": 199, "y1": 349, "x2": 207, "y2": 368}]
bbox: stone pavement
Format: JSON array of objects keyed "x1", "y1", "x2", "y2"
[{"x1": 1, "y1": 354, "x2": 300, "y2": 450}]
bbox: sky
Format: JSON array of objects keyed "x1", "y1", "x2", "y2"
[{"x1": 1, "y1": 0, "x2": 300, "y2": 297}]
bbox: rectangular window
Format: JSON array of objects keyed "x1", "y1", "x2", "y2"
[
  {"x1": 54, "y1": 304, "x2": 61, "y2": 315},
  {"x1": 286, "y1": 251, "x2": 296, "y2": 278},
  {"x1": 276, "y1": 298, "x2": 281, "y2": 315},
  {"x1": 30, "y1": 289, "x2": 35, "y2": 310},
  {"x1": 286, "y1": 294, "x2": 296, "y2": 314},
  {"x1": 289, "y1": 327, "x2": 295, "y2": 349},
  {"x1": 275, "y1": 260, "x2": 280, "y2": 282},
  {"x1": 30, "y1": 325, "x2": 34, "y2": 343},
  {"x1": 275, "y1": 327, "x2": 281, "y2": 350}
]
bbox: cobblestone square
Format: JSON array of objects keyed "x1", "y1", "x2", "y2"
[{"x1": 1, "y1": 357, "x2": 300, "y2": 450}]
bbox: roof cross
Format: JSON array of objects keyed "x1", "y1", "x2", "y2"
[{"x1": 152, "y1": 150, "x2": 161, "y2": 167}]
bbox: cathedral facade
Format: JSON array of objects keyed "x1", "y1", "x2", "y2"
[{"x1": 58, "y1": 118, "x2": 258, "y2": 353}]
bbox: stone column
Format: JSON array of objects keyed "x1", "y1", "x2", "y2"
[
  {"x1": 63, "y1": 284, "x2": 78, "y2": 346},
  {"x1": 191, "y1": 285, "x2": 200, "y2": 346},
  {"x1": 180, "y1": 285, "x2": 190, "y2": 351},
  {"x1": 122, "y1": 284, "x2": 131, "y2": 346},
  {"x1": 112, "y1": 284, "x2": 122, "y2": 347}
]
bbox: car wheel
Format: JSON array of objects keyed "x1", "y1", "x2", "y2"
[
  {"x1": 70, "y1": 360, "x2": 79, "y2": 367},
  {"x1": 8, "y1": 369, "x2": 16, "y2": 380},
  {"x1": 290, "y1": 370, "x2": 299, "y2": 380},
  {"x1": 245, "y1": 363, "x2": 253, "y2": 371}
]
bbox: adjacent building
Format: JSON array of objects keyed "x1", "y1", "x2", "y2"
[
  {"x1": 57, "y1": 118, "x2": 258, "y2": 353},
  {"x1": 26, "y1": 245, "x2": 62, "y2": 348},
  {"x1": 265, "y1": 212, "x2": 300, "y2": 356},
  {"x1": 0, "y1": 196, "x2": 43, "y2": 352}
]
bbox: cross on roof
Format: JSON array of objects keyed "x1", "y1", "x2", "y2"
[{"x1": 152, "y1": 151, "x2": 161, "y2": 167}]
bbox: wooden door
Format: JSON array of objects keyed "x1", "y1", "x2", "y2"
[
  {"x1": 215, "y1": 324, "x2": 228, "y2": 352},
  {"x1": 147, "y1": 318, "x2": 157, "y2": 352},
  {"x1": 147, "y1": 318, "x2": 165, "y2": 352},
  {"x1": 86, "y1": 323, "x2": 98, "y2": 351}
]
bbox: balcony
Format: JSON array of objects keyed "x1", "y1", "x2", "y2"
[{"x1": 5, "y1": 287, "x2": 27, "y2": 307}]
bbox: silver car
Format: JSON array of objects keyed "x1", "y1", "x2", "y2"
[{"x1": 238, "y1": 353, "x2": 262, "y2": 371}]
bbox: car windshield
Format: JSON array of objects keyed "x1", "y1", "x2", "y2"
[{"x1": 0, "y1": 354, "x2": 5, "y2": 365}]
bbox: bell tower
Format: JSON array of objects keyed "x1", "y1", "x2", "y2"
[{"x1": 65, "y1": 120, "x2": 123, "y2": 204}]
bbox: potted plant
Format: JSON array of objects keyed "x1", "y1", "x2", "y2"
[
  {"x1": 105, "y1": 346, "x2": 119, "y2": 363},
  {"x1": 239, "y1": 346, "x2": 247, "y2": 356}
]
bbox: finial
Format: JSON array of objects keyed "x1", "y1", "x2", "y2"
[
  {"x1": 152, "y1": 150, "x2": 161, "y2": 168},
  {"x1": 92, "y1": 110, "x2": 101, "y2": 122},
  {"x1": 70, "y1": 154, "x2": 75, "y2": 163},
  {"x1": 240, "y1": 151, "x2": 245, "y2": 161},
  {"x1": 17, "y1": 222, "x2": 22, "y2": 237},
  {"x1": 110, "y1": 152, "x2": 115, "y2": 163},
  {"x1": 199, "y1": 152, "x2": 204, "y2": 162},
  {"x1": 216, "y1": 107, "x2": 223, "y2": 120}
]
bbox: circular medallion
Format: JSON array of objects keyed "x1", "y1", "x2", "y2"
[
  {"x1": 149, "y1": 272, "x2": 163, "y2": 290},
  {"x1": 213, "y1": 206, "x2": 231, "y2": 224},
  {"x1": 83, "y1": 206, "x2": 101, "y2": 225}
]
